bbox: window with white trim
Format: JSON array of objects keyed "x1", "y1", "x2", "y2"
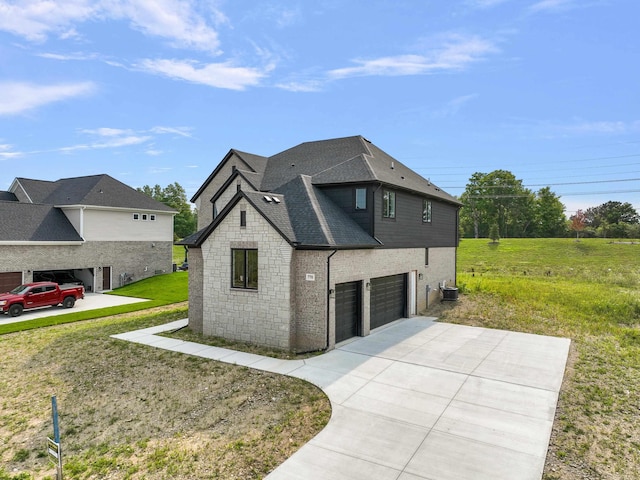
[
  {"x1": 383, "y1": 190, "x2": 396, "y2": 218},
  {"x1": 422, "y1": 200, "x2": 432, "y2": 223}
]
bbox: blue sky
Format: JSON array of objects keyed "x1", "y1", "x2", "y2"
[{"x1": 1, "y1": 0, "x2": 638, "y2": 216}]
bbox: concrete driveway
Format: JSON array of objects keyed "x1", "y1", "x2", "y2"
[
  {"x1": 0, "y1": 292, "x2": 149, "y2": 325},
  {"x1": 112, "y1": 317, "x2": 570, "y2": 480}
]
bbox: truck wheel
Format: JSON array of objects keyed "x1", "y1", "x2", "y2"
[
  {"x1": 8, "y1": 304, "x2": 23, "y2": 317},
  {"x1": 63, "y1": 296, "x2": 76, "y2": 308}
]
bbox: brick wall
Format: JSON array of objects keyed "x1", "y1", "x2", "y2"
[
  {"x1": 188, "y1": 247, "x2": 204, "y2": 333},
  {"x1": 200, "y1": 200, "x2": 295, "y2": 349},
  {"x1": 0, "y1": 241, "x2": 173, "y2": 291},
  {"x1": 292, "y1": 251, "x2": 331, "y2": 351}
]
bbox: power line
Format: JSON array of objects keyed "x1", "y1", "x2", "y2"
[
  {"x1": 447, "y1": 177, "x2": 640, "y2": 190},
  {"x1": 407, "y1": 153, "x2": 640, "y2": 171}
]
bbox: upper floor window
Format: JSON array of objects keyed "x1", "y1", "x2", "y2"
[
  {"x1": 150, "y1": 214, "x2": 156, "y2": 221},
  {"x1": 422, "y1": 200, "x2": 432, "y2": 223},
  {"x1": 133, "y1": 213, "x2": 139, "y2": 220},
  {"x1": 355, "y1": 188, "x2": 367, "y2": 210},
  {"x1": 240, "y1": 210, "x2": 246, "y2": 227},
  {"x1": 232, "y1": 249, "x2": 258, "y2": 289},
  {"x1": 383, "y1": 190, "x2": 396, "y2": 218},
  {"x1": 142, "y1": 213, "x2": 148, "y2": 221}
]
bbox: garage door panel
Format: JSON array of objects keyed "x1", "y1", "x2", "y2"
[
  {"x1": 336, "y1": 281, "x2": 361, "y2": 344},
  {"x1": 370, "y1": 274, "x2": 406, "y2": 330},
  {"x1": 0, "y1": 272, "x2": 22, "y2": 293}
]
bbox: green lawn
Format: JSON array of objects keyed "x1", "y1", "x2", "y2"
[
  {"x1": 0, "y1": 272, "x2": 188, "y2": 336},
  {"x1": 446, "y1": 238, "x2": 640, "y2": 479}
]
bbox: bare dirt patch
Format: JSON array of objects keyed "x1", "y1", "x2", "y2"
[{"x1": 1, "y1": 309, "x2": 330, "y2": 479}]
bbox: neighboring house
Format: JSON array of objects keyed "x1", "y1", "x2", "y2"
[
  {"x1": 0, "y1": 174, "x2": 176, "y2": 293},
  {"x1": 182, "y1": 135, "x2": 462, "y2": 352}
]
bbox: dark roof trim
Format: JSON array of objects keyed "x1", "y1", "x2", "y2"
[
  {"x1": 293, "y1": 244, "x2": 378, "y2": 250},
  {"x1": 374, "y1": 181, "x2": 463, "y2": 207},
  {"x1": 209, "y1": 169, "x2": 260, "y2": 204},
  {"x1": 181, "y1": 191, "x2": 296, "y2": 248},
  {"x1": 190, "y1": 149, "x2": 264, "y2": 203}
]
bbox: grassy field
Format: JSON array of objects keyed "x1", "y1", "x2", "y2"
[
  {"x1": 3, "y1": 238, "x2": 638, "y2": 479},
  {"x1": 0, "y1": 308, "x2": 329, "y2": 480},
  {"x1": 442, "y1": 238, "x2": 640, "y2": 480}
]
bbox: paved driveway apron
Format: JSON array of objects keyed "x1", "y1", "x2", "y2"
[{"x1": 113, "y1": 317, "x2": 571, "y2": 480}]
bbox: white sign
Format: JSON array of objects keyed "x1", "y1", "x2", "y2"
[{"x1": 305, "y1": 274, "x2": 315, "y2": 281}]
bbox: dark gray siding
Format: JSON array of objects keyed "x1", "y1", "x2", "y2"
[
  {"x1": 319, "y1": 185, "x2": 374, "y2": 236},
  {"x1": 374, "y1": 188, "x2": 459, "y2": 248}
]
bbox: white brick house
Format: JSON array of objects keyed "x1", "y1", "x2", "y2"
[{"x1": 182, "y1": 136, "x2": 461, "y2": 352}]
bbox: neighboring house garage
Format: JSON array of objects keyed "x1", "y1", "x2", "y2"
[
  {"x1": 0, "y1": 272, "x2": 22, "y2": 293},
  {"x1": 0, "y1": 174, "x2": 175, "y2": 293}
]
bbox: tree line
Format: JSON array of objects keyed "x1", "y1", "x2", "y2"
[
  {"x1": 459, "y1": 170, "x2": 640, "y2": 239},
  {"x1": 138, "y1": 182, "x2": 197, "y2": 240}
]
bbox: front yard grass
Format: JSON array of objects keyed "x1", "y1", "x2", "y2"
[{"x1": 0, "y1": 307, "x2": 330, "y2": 479}]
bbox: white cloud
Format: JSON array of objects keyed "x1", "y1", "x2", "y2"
[
  {"x1": 559, "y1": 120, "x2": 640, "y2": 135},
  {"x1": 529, "y1": 0, "x2": 576, "y2": 13},
  {"x1": 106, "y1": 0, "x2": 222, "y2": 53},
  {"x1": 37, "y1": 52, "x2": 100, "y2": 61},
  {"x1": 468, "y1": 0, "x2": 512, "y2": 8},
  {"x1": 150, "y1": 126, "x2": 193, "y2": 137},
  {"x1": 327, "y1": 34, "x2": 497, "y2": 79},
  {"x1": 59, "y1": 134, "x2": 152, "y2": 152},
  {"x1": 0, "y1": 144, "x2": 22, "y2": 159},
  {"x1": 433, "y1": 94, "x2": 479, "y2": 118},
  {"x1": 0, "y1": 0, "x2": 223, "y2": 53},
  {"x1": 81, "y1": 127, "x2": 135, "y2": 137},
  {"x1": 0, "y1": 0, "x2": 96, "y2": 42},
  {"x1": 0, "y1": 81, "x2": 95, "y2": 115},
  {"x1": 275, "y1": 79, "x2": 324, "y2": 92},
  {"x1": 139, "y1": 58, "x2": 270, "y2": 90}
]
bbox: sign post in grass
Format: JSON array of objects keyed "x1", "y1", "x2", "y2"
[{"x1": 48, "y1": 395, "x2": 63, "y2": 479}]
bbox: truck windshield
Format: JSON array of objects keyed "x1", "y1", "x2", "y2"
[{"x1": 10, "y1": 285, "x2": 30, "y2": 294}]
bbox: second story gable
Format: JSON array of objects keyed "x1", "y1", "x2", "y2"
[{"x1": 191, "y1": 136, "x2": 462, "y2": 249}]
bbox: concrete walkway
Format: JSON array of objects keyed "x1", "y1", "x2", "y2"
[{"x1": 112, "y1": 317, "x2": 571, "y2": 480}]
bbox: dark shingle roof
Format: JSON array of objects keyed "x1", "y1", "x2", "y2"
[
  {"x1": 0, "y1": 191, "x2": 17, "y2": 202},
  {"x1": 15, "y1": 174, "x2": 175, "y2": 211},
  {"x1": 181, "y1": 183, "x2": 379, "y2": 249},
  {"x1": 0, "y1": 202, "x2": 83, "y2": 242},
  {"x1": 231, "y1": 136, "x2": 459, "y2": 205},
  {"x1": 187, "y1": 135, "x2": 460, "y2": 249}
]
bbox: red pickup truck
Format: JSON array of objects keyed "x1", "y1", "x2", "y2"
[{"x1": 0, "y1": 282, "x2": 85, "y2": 317}]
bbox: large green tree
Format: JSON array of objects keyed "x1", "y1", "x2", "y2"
[
  {"x1": 533, "y1": 187, "x2": 567, "y2": 237},
  {"x1": 459, "y1": 170, "x2": 535, "y2": 238},
  {"x1": 584, "y1": 201, "x2": 639, "y2": 238},
  {"x1": 138, "y1": 182, "x2": 197, "y2": 240}
]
